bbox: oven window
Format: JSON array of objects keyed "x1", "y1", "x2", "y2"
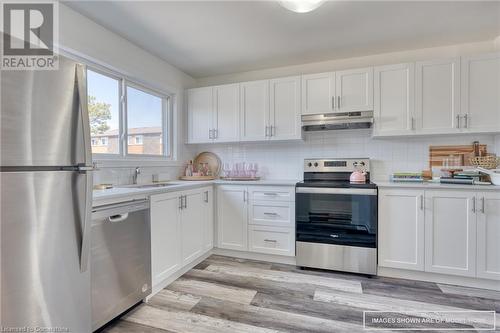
[{"x1": 296, "y1": 192, "x2": 377, "y2": 248}]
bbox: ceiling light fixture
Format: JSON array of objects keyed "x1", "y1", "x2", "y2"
[{"x1": 278, "y1": 0, "x2": 326, "y2": 13}]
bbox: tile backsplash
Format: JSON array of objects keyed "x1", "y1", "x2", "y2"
[{"x1": 193, "y1": 131, "x2": 499, "y2": 181}]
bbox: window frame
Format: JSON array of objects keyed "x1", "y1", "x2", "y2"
[{"x1": 86, "y1": 66, "x2": 174, "y2": 161}]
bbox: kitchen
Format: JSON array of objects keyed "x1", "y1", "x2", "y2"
[{"x1": 1, "y1": 1, "x2": 500, "y2": 332}]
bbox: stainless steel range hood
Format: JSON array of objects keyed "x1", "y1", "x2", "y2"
[{"x1": 302, "y1": 111, "x2": 373, "y2": 132}]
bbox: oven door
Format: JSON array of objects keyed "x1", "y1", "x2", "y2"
[{"x1": 295, "y1": 187, "x2": 377, "y2": 248}]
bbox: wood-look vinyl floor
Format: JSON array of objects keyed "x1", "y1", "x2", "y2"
[{"x1": 101, "y1": 255, "x2": 500, "y2": 333}]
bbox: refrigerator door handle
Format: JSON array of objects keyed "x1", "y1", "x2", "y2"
[
  {"x1": 80, "y1": 171, "x2": 93, "y2": 273},
  {"x1": 76, "y1": 64, "x2": 92, "y2": 167}
]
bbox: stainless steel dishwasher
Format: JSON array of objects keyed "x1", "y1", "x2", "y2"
[{"x1": 91, "y1": 199, "x2": 151, "y2": 331}]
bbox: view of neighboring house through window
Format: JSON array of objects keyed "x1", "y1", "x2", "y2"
[
  {"x1": 126, "y1": 86, "x2": 165, "y2": 156},
  {"x1": 87, "y1": 67, "x2": 171, "y2": 159},
  {"x1": 87, "y1": 69, "x2": 120, "y2": 154}
]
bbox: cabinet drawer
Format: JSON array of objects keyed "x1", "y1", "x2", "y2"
[
  {"x1": 249, "y1": 186, "x2": 295, "y2": 202},
  {"x1": 248, "y1": 225, "x2": 295, "y2": 256},
  {"x1": 249, "y1": 201, "x2": 294, "y2": 227}
]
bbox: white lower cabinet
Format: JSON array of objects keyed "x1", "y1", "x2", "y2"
[
  {"x1": 217, "y1": 186, "x2": 248, "y2": 251},
  {"x1": 424, "y1": 190, "x2": 476, "y2": 277},
  {"x1": 150, "y1": 186, "x2": 213, "y2": 289},
  {"x1": 378, "y1": 189, "x2": 424, "y2": 271},
  {"x1": 248, "y1": 225, "x2": 295, "y2": 256},
  {"x1": 150, "y1": 192, "x2": 181, "y2": 286},
  {"x1": 379, "y1": 188, "x2": 499, "y2": 281},
  {"x1": 476, "y1": 192, "x2": 500, "y2": 280},
  {"x1": 217, "y1": 185, "x2": 295, "y2": 256}
]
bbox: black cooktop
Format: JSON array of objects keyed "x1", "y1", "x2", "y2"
[{"x1": 296, "y1": 180, "x2": 378, "y2": 189}]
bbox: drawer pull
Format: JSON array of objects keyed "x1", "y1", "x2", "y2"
[
  {"x1": 263, "y1": 193, "x2": 278, "y2": 196},
  {"x1": 264, "y1": 239, "x2": 277, "y2": 242},
  {"x1": 264, "y1": 212, "x2": 278, "y2": 216}
]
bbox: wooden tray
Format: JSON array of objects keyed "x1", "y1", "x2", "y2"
[
  {"x1": 180, "y1": 176, "x2": 215, "y2": 181},
  {"x1": 219, "y1": 177, "x2": 261, "y2": 181},
  {"x1": 429, "y1": 144, "x2": 487, "y2": 168}
]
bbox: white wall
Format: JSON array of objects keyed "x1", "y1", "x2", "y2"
[
  {"x1": 192, "y1": 132, "x2": 497, "y2": 181},
  {"x1": 58, "y1": 4, "x2": 197, "y2": 185}
]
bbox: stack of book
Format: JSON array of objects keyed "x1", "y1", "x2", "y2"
[
  {"x1": 391, "y1": 172, "x2": 423, "y2": 183},
  {"x1": 440, "y1": 170, "x2": 481, "y2": 185}
]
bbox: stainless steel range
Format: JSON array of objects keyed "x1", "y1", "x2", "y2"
[{"x1": 295, "y1": 158, "x2": 377, "y2": 275}]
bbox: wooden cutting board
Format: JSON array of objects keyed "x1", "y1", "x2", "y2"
[{"x1": 429, "y1": 144, "x2": 487, "y2": 168}]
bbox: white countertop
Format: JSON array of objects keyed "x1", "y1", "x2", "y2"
[
  {"x1": 93, "y1": 179, "x2": 298, "y2": 207},
  {"x1": 374, "y1": 181, "x2": 500, "y2": 191}
]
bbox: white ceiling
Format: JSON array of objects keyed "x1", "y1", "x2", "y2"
[{"x1": 65, "y1": 1, "x2": 500, "y2": 78}]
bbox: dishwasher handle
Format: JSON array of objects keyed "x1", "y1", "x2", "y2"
[{"x1": 109, "y1": 213, "x2": 129, "y2": 223}]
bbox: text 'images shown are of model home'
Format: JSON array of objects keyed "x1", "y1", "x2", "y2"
[{"x1": 1, "y1": 1, "x2": 499, "y2": 332}]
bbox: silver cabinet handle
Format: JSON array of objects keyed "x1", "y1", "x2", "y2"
[
  {"x1": 337, "y1": 96, "x2": 341, "y2": 109},
  {"x1": 204, "y1": 191, "x2": 209, "y2": 203},
  {"x1": 108, "y1": 213, "x2": 129, "y2": 223},
  {"x1": 265, "y1": 126, "x2": 269, "y2": 137},
  {"x1": 271, "y1": 126, "x2": 275, "y2": 137},
  {"x1": 463, "y1": 114, "x2": 468, "y2": 128},
  {"x1": 214, "y1": 129, "x2": 218, "y2": 139},
  {"x1": 243, "y1": 191, "x2": 247, "y2": 202},
  {"x1": 420, "y1": 195, "x2": 424, "y2": 210},
  {"x1": 264, "y1": 239, "x2": 277, "y2": 242},
  {"x1": 472, "y1": 196, "x2": 476, "y2": 213},
  {"x1": 184, "y1": 195, "x2": 187, "y2": 209},
  {"x1": 481, "y1": 197, "x2": 485, "y2": 214},
  {"x1": 179, "y1": 196, "x2": 183, "y2": 209},
  {"x1": 263, "y1": 192, "x2": 278, "y2": 196},
  {"x1": 332, "y1": 96, "x2": 335, "y2": 110},
  {"x1": 264, "y1": 212, "x2": 278, "y2": 216},
  {"x1": 209, "y1": 129, "x2": 213, "y2": 139},
  {"x1": 456, "y1": 114, "x2": 461, "y2": 129},
  {"x1": 411, "y1": 117, "x2": 416, "y2": 130}
]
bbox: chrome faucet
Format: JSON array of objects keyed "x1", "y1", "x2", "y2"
[{"x1": 133, "y1": 167, "x2": 141, "y2": 184}]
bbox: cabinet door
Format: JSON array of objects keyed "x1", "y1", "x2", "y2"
[
  {"x1": 373, "y1": 63, "x2": 415, "y2": 136},
  {"x1": 476, "y1": 192, "x2": 500, "y2": 280},
  {"x1": 378, "y1": 189, "x2": 425, "y2": 271},
  {"x1": 335, "y1": 67, "x2": 374, "y2": 112},
  {"x1": 187, "y1": 87, "x2": 213, "y2": 143},
  {"x1": 461, "y1": 52, "x2": 500, "y2": 133},
  {"x1": 240, "y1": 80, "x2": 269, "y2": 141},
  {"x1": 181, "y1": 190, "x2": 204, "y2": 265},
  {"x1": 301, "y1": 72, "x2": 335, "y2": 115},
  {"x1": 150, "y1": 192, "x2": 181, "y2": 286},
  {"x1": 269, "y1": 76, "x2": 302, "y2": 140},
  {"x1": 202, "y1": 187, "x2": 214, "y2": 251},
  {"x1": 217, "y1": 186, "x2": 248, "y2": 251},
  {"x1": 214, "y1": 84, "x2": 240, "y2": 142},
  {"x1": 415, "y1": 58, "x2": 461, "y2": 134},
  {"x1": 424, "y1": 190, "x2": 476, "y2": 277}
]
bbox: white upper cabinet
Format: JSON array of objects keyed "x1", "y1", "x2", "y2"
[
  {"x1": 461, "y1": 52, "x2": 500, "y2": 133},
  {"x1": 301, "y1": 72, "x2": 335, "y2": 115},
  {"x1": 187, "y1": 87, "x2": 213, "y2": 143},
  {"x1": 415, "y1": 58, "x2": 461, "y2": 134},
  {"x1": 378, "y1": 189, "x2": 425, "y2": 271},
  {"x1": 269, "y1": 76, "x2": 302, "y2": 140},
  {"x1": 373, "y1": 63, "x2": 415, "y2": 136},
  {"x1": 476, "y1": 192, "x2": 500, "y2": 280},
  {"x1": 424, "y1": 190, "x2": 476, "y2": 277},
  {"x1": 213, "y1": 84, "x2": 240, "y2": 142},
  {"x1": 335, "y1": 67, "x2": 374, "y2": 112},
  {"x1": 240, "y1": 80, "x2": 269, "y2": 141}
]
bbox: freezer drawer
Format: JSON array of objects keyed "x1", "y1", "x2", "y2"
[{"x1": 91, "y1": 200, "x2": 151, "y2": 331}]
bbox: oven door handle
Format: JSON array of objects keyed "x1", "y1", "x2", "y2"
[{"x1": 296, "y1": 187, "x2": 377, "y2": 196}]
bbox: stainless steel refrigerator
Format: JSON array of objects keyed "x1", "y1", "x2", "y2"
[{"x1": 1, "y1": 56, "x2": 93, "y2": 332}]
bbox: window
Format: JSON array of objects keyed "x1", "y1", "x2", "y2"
[
  {"x1": 86, "y1": 68, "x2": 172, "y2": 159},
  {"x1": 87, "y1": 70, "x2": 120, "y2": 154},
  {"x1": 126, "y1": 86, "x2": 164, "y2": 156}
]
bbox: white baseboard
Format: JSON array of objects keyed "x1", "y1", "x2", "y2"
[
  {"x1": 378, "y1": 267, "x2": 500, "y2": 291},
  {"x1": 147, "y1": 249, "x2": 213, "y2": 301},
  {"x1": 213, "y1": 247, "x2": 296, "y2": 265}
]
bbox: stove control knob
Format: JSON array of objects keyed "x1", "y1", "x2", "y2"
[
  {"x1": 307, "y1": 162, "x2": 312, "y2": 167},
  {"x1": 314, "y1": 162, "x2": 319, "y2": 167}
]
